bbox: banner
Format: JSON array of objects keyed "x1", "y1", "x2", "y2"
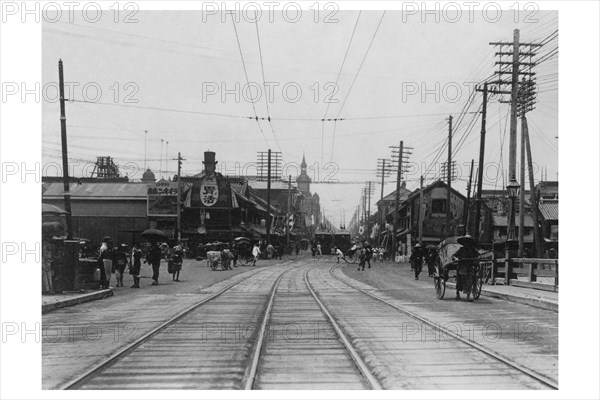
[
  {"x1": 147, "y1": 180, "x2": 178, "y2": 217},
  {"x1": 189, "y1": 175, "x2": 232, "y2": 209}
]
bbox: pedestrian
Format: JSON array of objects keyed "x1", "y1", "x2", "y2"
[
  {"x1": 452, "y1": 235, "x2": 479, "y2": 302},
  {"x1": 317, "y1": 242, "x2": 322, "y2": 259},
  {"x1": 364, "y1": 242, "x2": 372, "y2": 269},
  {"x1": 252, "y1": 243, "x2": 261, "y2": 266},
  {"x1": 145, "y1": 241, "x2": 162, "y2": 285},
  {"x1": 410, "y1": 244, "x2": 424, "y2": 280},
  {"x1": 114, "y1": 244, "x2": 128, "y2": 287},
  {"x1": 171, "y1": 245, "x2": 183, "y2": 281},
  {"x1": 311, "y1": 243, "x2": 317, "y2": 257},
  {"x1": 266, "y1": 243, "x2": 274, "y2": 260},
  {"x1": 98, "y1": 236, "x2": 114, "y2": 289},
  {"x1": 278, "y1": 243, "x2": 284, "y2": 260},
  {"x1": 358, "y1": 248, "x2": 366, "y2": 271},
  {"x1": 424, "y1": 247, "x2": 437, "y2": 277},
  {"x1": 295, "y1": 242, "x2": 300, "y2": 256},
  {"x1": 335, "y1": 247, "x2": 347, "y2": 263},
  {"x1": 231, "y1": 242, "x2": 239, "y2": 267},
  {"x1": 129, "y1": 242, "x2": 142, "y2": 288}
]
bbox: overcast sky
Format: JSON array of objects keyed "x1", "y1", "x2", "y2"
[{"x1": 42, "y1": 8, "x2": 558, "y2": 229}]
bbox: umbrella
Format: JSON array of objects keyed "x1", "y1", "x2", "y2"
[
  {"x1": 233, "y1": 236, "x2": 250, "y2": 242},
  {"x1": 141, "y1": 228, "x2": 167, "y2": 242},
  {"x1": 42, "y1": 203, "x2": 68, "y2": 215},
  {"x1": 425, "y1": 244, "x2": 437, "y2": 250}
]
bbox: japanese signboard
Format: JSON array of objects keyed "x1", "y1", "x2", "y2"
[
  {"x1": 189, "y1": 174, "x2": 231, "y2": 209},
  {"x1": 147, "y1": 180, "x2": 178, "y2": 217}
]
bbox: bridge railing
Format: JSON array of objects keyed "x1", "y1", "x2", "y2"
[{"x1": 491, "y1": 258, "x2": 558, "y2": 292}]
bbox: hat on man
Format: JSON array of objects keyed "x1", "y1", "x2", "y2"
[{"x1": 457, "y1": 234, "x2": 475, "y2": 246}]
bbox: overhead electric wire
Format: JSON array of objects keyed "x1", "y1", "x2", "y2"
[
  {"x1": 254, "y1": 14, "x2": 283, "y2": 155},
  {"x1": 230, "y1": 13, "x2": 270, "y2": 147},
  {"x1": 330, "y1": 11, "x2": 386, "y2": 161}
]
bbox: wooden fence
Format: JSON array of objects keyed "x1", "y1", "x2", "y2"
[{"x1": 491, "y1": 258, "x2": 558, "y2": 292}]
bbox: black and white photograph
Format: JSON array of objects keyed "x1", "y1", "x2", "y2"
[{"x1": 0, "y1": 1, "x2": 599, "y2": 398}]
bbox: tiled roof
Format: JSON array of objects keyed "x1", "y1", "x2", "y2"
[
  {"x1": 539, "y1": 202, "x2": 558, "y2": 220},
  {"x1": 493, "y1": 214, "x2": 534, "y2": 227},
  {"x1": 42, "y1": 182, "x2": 149, "y2": 199}
]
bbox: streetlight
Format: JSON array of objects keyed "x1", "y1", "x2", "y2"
[{"x1": 506, "y1": 178, "x2": 520, "y2": 241}]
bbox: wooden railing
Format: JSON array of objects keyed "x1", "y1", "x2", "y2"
[{"x1": 491, "y1": 257, "x2": 558, "y2": 292}]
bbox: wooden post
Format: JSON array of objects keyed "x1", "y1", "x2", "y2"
[
  {"x1": 446, "y1": 116, "x2": 453, "y2": 235},
  {"x1": 418, "y1": 176, "x2": 424, "y2": 246},
  {"x1": 523, "y1": 117, "x2": 545, "y2": 257},
  {"x1": 518, "y1": 115, "x2": 526, "y2": 256},
  {"x1": 464, "y1": 159, "x2": 474, "y2": 235},
  {"x1": 474, "y1": 83, "x2": 488, "y2": 242},
  {"x1": 266, "y1": 149, "x2": 271, "y2": 245},
  {"x1": 58, "y1": 59, "x2": 73, "y2": 240}
]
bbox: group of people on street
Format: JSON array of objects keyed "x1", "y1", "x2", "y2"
[
  {"x1": 97, "y1": 237, "x2": 184, "y2": 289},
  {"x1": 408, "y1": 235, "x2": 480, "y2": 301}
]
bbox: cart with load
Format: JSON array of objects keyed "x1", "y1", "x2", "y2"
[{"x1": 433, "y1": 236, "x2": 488, "y2": 300}]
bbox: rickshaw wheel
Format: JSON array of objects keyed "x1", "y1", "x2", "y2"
[
  {"x1": 210, "y1": 260, "x2": 219, "y2": 271},
  {"x1": 434, "y1": 261, "x2": 446, "y2": 299}
]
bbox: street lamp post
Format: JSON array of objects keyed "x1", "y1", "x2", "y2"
[{"x1": 504, "y1": 178, "x2": 520, "y2": 283}]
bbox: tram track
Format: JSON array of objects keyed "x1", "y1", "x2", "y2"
[
  {"x1": 61, "y1": 261, "x2": 381, "y2": 390},
  {"x1": 62, "y1": 265, "x2": 292, "y2": 390},
  {"x1": 323, "y1": 265, "x2": 558, "y2": 390}
]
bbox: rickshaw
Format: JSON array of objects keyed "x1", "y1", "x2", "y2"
[
  {"x1": 433, "y1": 236, "x2": 488, "y2": 300},
  {"x1": 205, "y1": 242, "x2": 233, "y2": 271}
]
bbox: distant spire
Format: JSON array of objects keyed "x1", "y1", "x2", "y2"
[{"x1": 301, "y1": 152, "x2": 307, "y2": 168}]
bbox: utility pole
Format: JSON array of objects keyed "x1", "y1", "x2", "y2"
[
  {"x1": 376, "y1": 158, "x2": 392, "y2": 242},
  {"x1": 287, "y1": 174, "x2": 292, "y2": 250},
  {"x1": 418, "y1": 175, "x2": 424, "y2": 246},
  {"x1": 474, "y1": 82, "x2": 488, "y2": 242},
  {"x1": 144, "y1": 130, "x2": 148, "y2": 171},
  {"x1": 165, "y1": 141, "x2": 169, "y2": 178},
  {"x1": 174, "y1": 152, "x2": 185, "y2": 243},
  {"x1": 391, "y1": 141, "x2": 403, "y2": 257},
  {"x1": 160, "y1": 139, "x2": 164, "y2": 179},
  {"x1": 58, "y1": 59, "x2": 73, "y2": 240},
  {"x1": 490, "y1": 30, "x2": 542, "y2": 244},
  {"x1": 389, "y1": 142, "x2": 412, "y2": 258},
  {"x1": 366, "y1": 181, "x2": 373, "y2": 239},
  {"x1": 266, "y1": 149, "x2": 272, "y2": 245},
  {"x1": 523, "y1": 118, "x2": 544, "y2": 257},
  {"x1": 464, "y1": 159, "x2": 474, "y2": 235},
  {"x1": 446, "y1": 115, "x2": 453, "y2": 236},
  {"x1": 518, "y1": 113, "x2": 526, "y2": 256}
]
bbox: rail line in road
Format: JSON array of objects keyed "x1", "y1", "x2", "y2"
[
  {"x1": 324, "y1": 265, "x2": 558, "y2": 390},
  {"x1": 60, "y1": 262, "x2": 383, "y2": 390}
]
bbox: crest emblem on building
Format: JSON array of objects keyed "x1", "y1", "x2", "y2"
[{"x1": 200, "y1": 177, "x2": 219, "y2": 207}]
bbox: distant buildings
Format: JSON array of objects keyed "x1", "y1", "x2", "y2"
[{"x1": 42, "y1": 152, "x2": 321, "y2": 253}]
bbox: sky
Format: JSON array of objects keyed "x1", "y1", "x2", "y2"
[{"x1": 42, "y1": 8, "x2": 558, "y2": 229}]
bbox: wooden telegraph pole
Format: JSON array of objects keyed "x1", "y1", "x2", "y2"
[
  {"x1": 174, "y1": 152, "x2": 185, "y2": 243},
  {"x1": 474, "y1": 82, "x2": 488, "y2": 242},
  {"x1": 464, "y1": 159, "x2": 474, "y2": 235},
  {"x1": 391, "y1": 141, "x2": 403, "y2": 258},
  {"x1": 287, "y1": 174, "x2": 292, "y2": 250},
  {"x1": 266, "y1": 149, "x2": 272, "y2": 245},
  {"x1": 418, "y1": 176, "x2": 424, "y2": 246},
  {"x1": 58, "y1": 59, "x2": 73, "y2": 240},
  {"x1": 446, "y1": 115, "x2": 453, "y2": 236}
]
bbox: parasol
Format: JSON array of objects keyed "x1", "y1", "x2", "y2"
[
  {"x1": 140, "y1": 228, "x2": 168, "y2": 242},
  {"x1": 233, "y1": 236, "x2": 250, "y2": 242}
]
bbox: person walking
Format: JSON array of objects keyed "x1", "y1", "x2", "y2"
[
  {"x1": 424, "y1": 247, "x2": 437, "y2": 277},
  {"x1": 145, "y1": 241, "x2": 162, "y2": 285},
  {"x1": 364, "y1": 242, "x2": 372, "y2": 269},
  {"x1": 335, "y1": 247, "x2": 347, "y2": 263},
  {"x1": 266, "y1": 243, "x2": 274, "y2": 260},
  {"x1": 98, "y1": 236, "x2": 114, "y2": 289},
  {"x1": 114, "y1": 244, "x2": 128, "y2": 287},
  {"x1": 129, "y1": 243, "x2": 142, "y2": 288},
  {"x1": 171, "y1": 245, "x2": 183, "y2": 281},
  {"x1": 358, "y1": 248, "x2": 366, "y2": 271},
  {"x1": 410, "y1": 243, "x2": 424, "y2": 280},
  {"x1": 316, "y1": 242, "x2": 322, "y2": 259},
  {"x1": 252, "y1": 243, "x2": 261, "y2": 266},
  {"x1": 452, "y1": 235, "x2": 479, "y2": 302},
  {"x1": 295, "y1": 242, "x2": 300, "y2": 256}
]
